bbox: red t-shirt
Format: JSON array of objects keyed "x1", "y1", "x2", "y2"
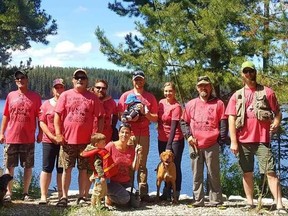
[
  {"x1": 225, "y1": 86, "x2": 280, "y2": 143},
  {"x1": 158, "y1": 98, "x2": 183, "y2": 142},
  {"x1": 182, "y1": 97, "x2": 226, "y2": 149},
  {"x1": 39, "y1": 99, "x2": 62, "y2": 143},
  {"x1": 55, "y1": 89, "x2": 102, "y2": 144},
  {"x1": 118, "y1": 90, "x2": 158, "y2": 136},
  {"x1": 101, "y1": 97, "x2": 117, "y2": 142},
  {"x1": 105, "y1": 141, "x2": 135, "y2": 183},
  {"x1": 3, "y1": 90, "x2": 42, "y2": 144}
]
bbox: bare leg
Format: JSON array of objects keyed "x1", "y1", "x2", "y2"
[
  {"x1": 61, "y1": 167, "x2": 72, "y2": 198},
  {"x1": 6, "y1": 167, "x2": 15, "y2": 196},
  {"x1": 267, "y1": 172, "x2": 284, "y2": 209},
  {"x1": 78, "y1": 169, "x2": 88, "y2": 198},
  {"x1": 57, "y1": 173, "x2": 63, "y2": 199},
  {"x1": 23, "y1": 168, "x2": 32, "y2": 194},
  {"x1": 40, "y1": 171, "x2": 51, "y2": 200},
  {"x1": 243, "y1": 172, "x2": 254, "y2": 205}
]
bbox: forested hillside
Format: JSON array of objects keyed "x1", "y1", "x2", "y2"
[{"x1": 0, "y1": 66, "x2": 165, "y2": 100}]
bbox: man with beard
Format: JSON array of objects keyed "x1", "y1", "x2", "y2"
[
  {"x1": 181, "y1": 75, "x2": 227, "y2": 207},
  {"x1": 54, "y1": 69, "x2": 103, "y2": 207},
  {"x1": 93, "y1": 79, "x2": 118, "y2": 142},
  {"x1": 225, "y1": 61, "x2": 286, "y2": 213}
]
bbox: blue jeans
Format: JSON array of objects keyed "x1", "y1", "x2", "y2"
[{"x1": 107, "y1": 180, "x2": 131, "y2": 205}]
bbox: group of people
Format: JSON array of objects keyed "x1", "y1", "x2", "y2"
[{"x1": 0, "y1": 61, "x2": 286, "y2": 213}]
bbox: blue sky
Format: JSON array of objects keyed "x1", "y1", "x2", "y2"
[{"x1": 11, "y1": 1, "x2": 137, "y2": 71}]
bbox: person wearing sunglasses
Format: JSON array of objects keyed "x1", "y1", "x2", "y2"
[
  {"x1": 181, "y1": 75, "x2": 227, "y2": 207},
  {"x1": 93, "y1": 79, "x2": 118, "y2": 142},
  {"x1": 0, "y1": 70, "x2": 42, "y2": 202},
  {"x1": 117, "y1": 70, "x2": 158, "y2": 202},
  {"x1": 226, "y1": 61, "x2": 286, "y2": 213},
  {"x1": 54, "y1": 69, "x2": 104, "y2": 207}
]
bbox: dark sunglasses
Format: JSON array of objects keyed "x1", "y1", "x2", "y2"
[
  {"x1": 197, "y1": 76, "x2": 210, "y2": 82},
  {"x1": 74, "y1": 76, "x2": 87, "y2": 80},
  {"x1": 243, "y1": 69, "x2": 255, "y2": 74},
  {"x1": 95, "y1": 86, "x2": 107, "y2": 90},
  {"x1": 15, "y1": 76, "x2": 27, "y2": 80}
]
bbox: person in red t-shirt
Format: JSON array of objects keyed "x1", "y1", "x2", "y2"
[
  {"x1": 105, "y1": 123, "x2": 142, "y2": 208},
  {"x1": 93, "y1": 79, "x2": 118, "y2": 142},
  {"x1": 181, "y1": 76, "x2": 227, "y2": 207},
  {"x1": 157, "y1": 82, "x2": 184, "y2": 201},
  {"x1": 225, "y1": 61, "x2": 286, "y2": 213},
  {"x1": 117, "y1": 70, "x2": 158, "y2": 202},
  {"x1": 54, "y1": 69, "x2": 104, "y2": 207},
  {"x1": 38, "y1": 78, "x2": 65, "y2": 204},
  {"x1": 0, "y1": 70, "x2": 42, "y2": 202}
]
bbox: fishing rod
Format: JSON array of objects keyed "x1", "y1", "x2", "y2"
[{"x1": 151, "y1": 0, "x2": 198, "y2": 158}]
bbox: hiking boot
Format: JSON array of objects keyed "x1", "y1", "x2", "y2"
[{"x1": 140, "y1": 194, "x2": 154, "y2": 203}]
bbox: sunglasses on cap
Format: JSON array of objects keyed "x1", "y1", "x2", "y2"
[
  {"x1": 197, "y1": 76, "x2": 210, "y2": 82},
  {"x1": 95, "y1": 86, "x2": 107, "y2": 90},
  {"x1": 73, "y1": 75, "x2": 87, "y2": 80},
  {"x1": 242, "y1": 69, "x2": 255, "y2": 74},
  {"x1": 119, "y1": 122, "x2": 132, "y2": 130},
  {"x1": 15, "y1": 76, "x2": 27, "y2": 80}
]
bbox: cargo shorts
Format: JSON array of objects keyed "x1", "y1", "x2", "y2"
[
  {"x1": 238, "y1": 143, "x2": 275, "y2": 174},
  {"x1": 59, "y1": 144, "x2": 88, "y2": 170},
  {"x1": 4, "y1": 144, "x2": 35, "y2": 168}
]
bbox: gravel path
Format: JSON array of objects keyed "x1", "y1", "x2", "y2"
[{"x1": 0, "y1": 192, "x2": 286, "y2": 216}]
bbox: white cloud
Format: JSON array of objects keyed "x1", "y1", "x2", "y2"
[
  {"x1": 54, "y1": 41, "x2": 92, "y2": 54},
  {"x1": 11, "y1": 40, "x2": 93, "y2": 67}
]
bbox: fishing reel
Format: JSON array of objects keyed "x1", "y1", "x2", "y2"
[
  {"x1": 190, "y1": 151, "x2": 199, "y2": 159},
  {"x1": 189, "y1": 145, "x2": 199, "y2": 159}
]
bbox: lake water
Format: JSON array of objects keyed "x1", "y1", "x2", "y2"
[{"x1": 0, "y1": 99, "x2": 194, "y2": 196}]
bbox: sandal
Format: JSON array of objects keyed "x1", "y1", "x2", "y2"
[
  {"x1": 56, "y1": 197, "x2": 68, "y2": 207},
  {"x1": 277, "y1": 207, "x2": 288, "y2": 214},
  {"x1": 243, "y1": 204, "x2": 256, "y2": 211},
  {"x1": 22, "y1": 193, "x2": 33, "y2": 202},
  {"x1": 3, "y1": 194, "x2": 12, "y2": 202},
  {"x1": 77, "y1": 197, "x2": 88, "y2": 206},
  {"x1": 39, "y1": 199, "x2": 48, "y2": 205}
]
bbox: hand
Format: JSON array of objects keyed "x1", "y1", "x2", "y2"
[
  {"x1": 270, "y1": 122, "x2": 279, "y2": 134},
  {"x1": 0, "y1": 134, "x2": 5, "y2": 144},
  {"x1": 135, "y1": 144, "x2": 142, "y2": 155},
  {"x1": 230, "y1": 141, "x2": 239, "y2": 155},
  {"x1": 136, "y1": 104, "x2": 145, "y2": 114},
  {"x1": 187, "y1": 136, "x2": 197, "y2": 146},
  {"x1": 55, "y1": 134, "x2": 65, "y2": 145},
  {"x1": 36, "y1": 132, "x2": 43, "y2": 143}
]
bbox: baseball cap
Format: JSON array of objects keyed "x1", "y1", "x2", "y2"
[
  {"x1": 132, "y1": 70, "x2": 145, "y2": 80},
  {"x1": 53, "y1": 78, "x2": 65, "y2": 87},
  {"x1": 14, "y1": 70, "x2": 28, "y2": 79},
  {"x1": 125, "y1": 94, "x2": 141, "y2": 104},
  {"x1": 196, "y1": 76, "x2": 212, "y2": 85},
  {"x1": 73, "y1": 69, "x2": 88, "y2": 78},
  {"x1": 241, "y1": 61, "x2": 256, "y2": 72}
]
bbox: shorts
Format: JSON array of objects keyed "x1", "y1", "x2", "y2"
[
  {"x1": 238, "y1": 143, "x2": 275, "y2": 174},
  {"x1": 4, "y1": 144, "x2": 35, "y2": 168},
  {"x1": 92, "y1": 179, "x2": 107, "y2": 199},
  {"x1": 42, "y1": 142, "x2": 63, "y2": 173},
  {"x1": 59, "y1": 144, "x2": 88, "y2": 170}
]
